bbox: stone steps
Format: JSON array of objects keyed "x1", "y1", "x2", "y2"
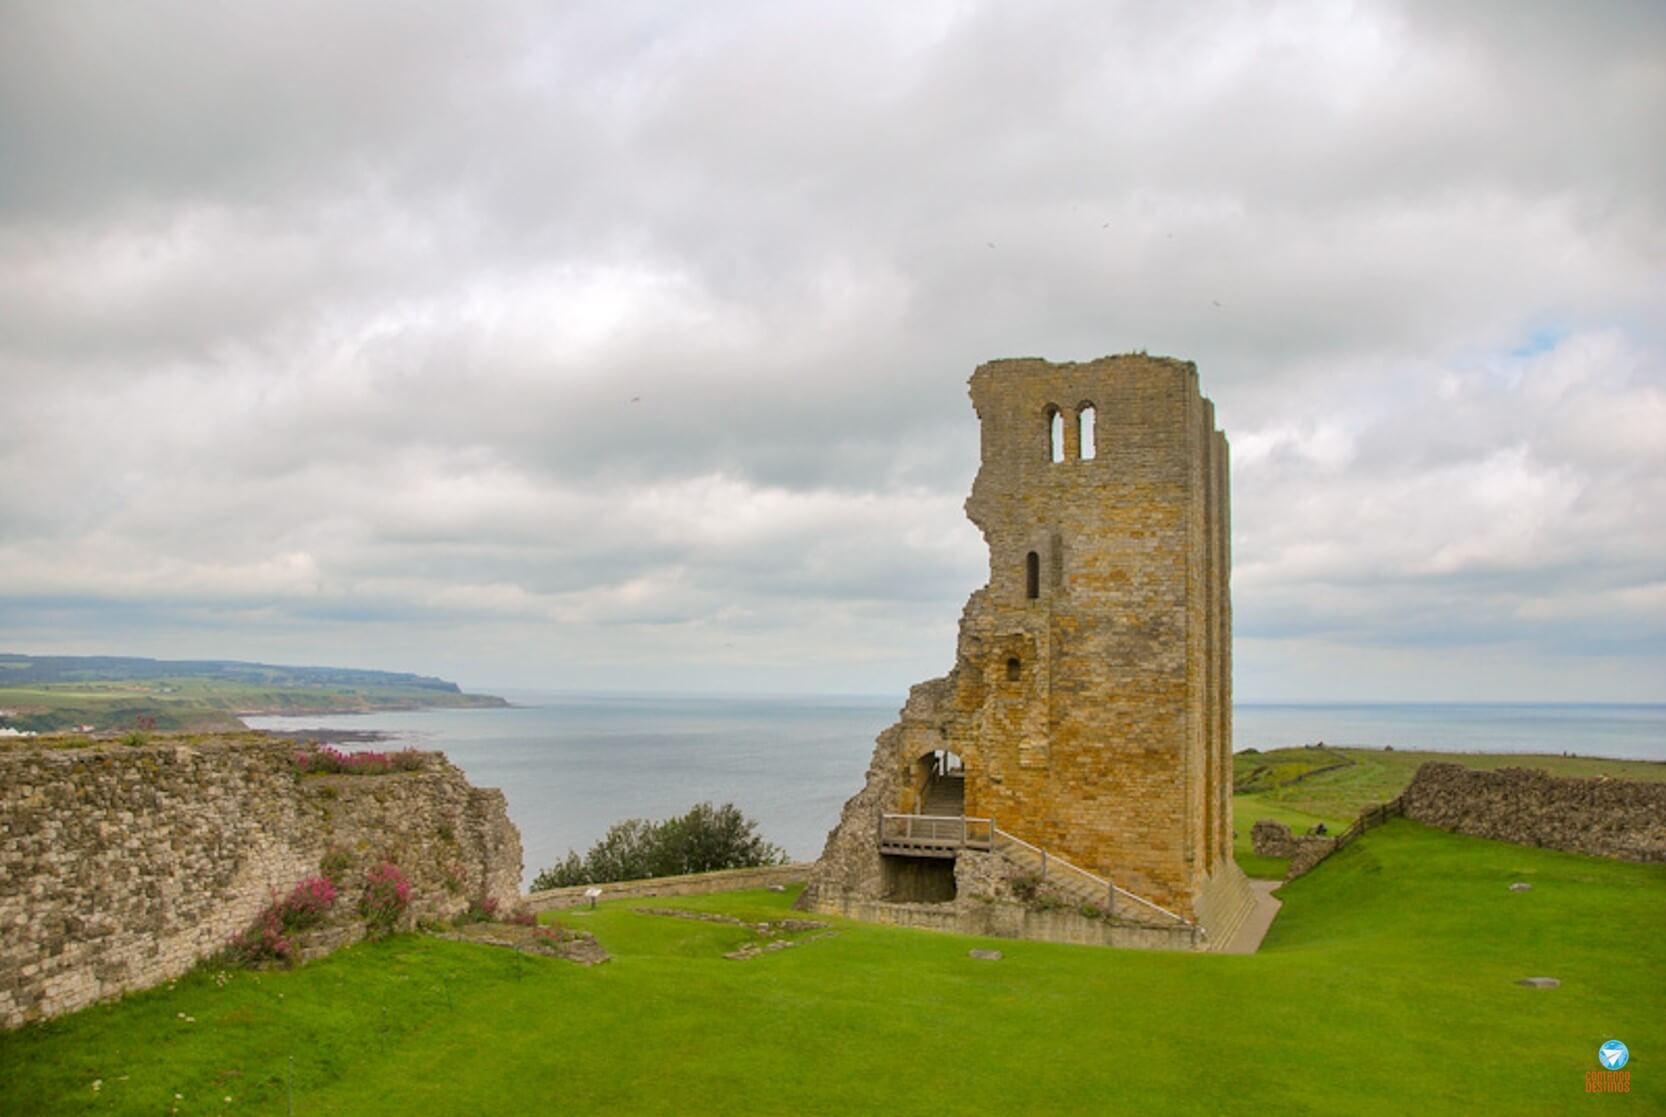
[
  {"x1": 920, "y1": 775, "x2": 965, "y2": 817},
  {"x1": 995, "y1": 843, "x2": 1116, "y2": 910}
]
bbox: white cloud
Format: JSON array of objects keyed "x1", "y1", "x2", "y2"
[{"x1": 0, "y1": 1, "x2": 1661, "y2": 698}]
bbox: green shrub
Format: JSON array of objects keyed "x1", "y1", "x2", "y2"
[
  {"x1": 320, "y1": 848, "x2": 353, "y2": 886},
  {"x1": 1007, "y1": 872, "x2": 1041, "y2": 902},
  {"x1": 531, "y1": 802, "x2": 786, "y2": 890},
  {"x1": 360, "y1": 862, "x2": 411, "y2": 935}
]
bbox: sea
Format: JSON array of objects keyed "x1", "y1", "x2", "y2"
[{"x1": 246, "y1": 694, "x2": 1666, "y2": 887}]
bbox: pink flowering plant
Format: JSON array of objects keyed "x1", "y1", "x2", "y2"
[
  {"x1": 292, "y1": 745, "x2": 426, "y2": 775},
  {"x1": 226, "y1": 905, "x2": 293, "y2": 966},
  {"x1": 226, "y1": 874, "x2": 339, "y2": 966},
  {"x1": 457, "y1": 895, "x2": 499, "y2": 925},
  {"x1": 279, "y1": 876, "x2": 338, "y2": 931},
  {"x1": 360, "y1": 862, "x2": 412, "y2": 933}
]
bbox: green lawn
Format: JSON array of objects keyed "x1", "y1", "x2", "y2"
[{"x1": 3, "y1": 820, "x2": 1659, "y2": 1115}]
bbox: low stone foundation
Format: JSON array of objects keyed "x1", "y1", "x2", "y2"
[
  {"x1": 1193, "y1": 860, "x2": 1258, "y2": 947},
  {"x1": 525, "y1": 863, "x2": 812, "y2": 912},
  {"x1": 809, "y1": 894, "x2": 1201, "y2": 952}
]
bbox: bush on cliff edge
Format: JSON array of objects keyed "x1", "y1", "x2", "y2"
[{"x1": 532, "y1": 802, "x2": 785, "y2": 890}]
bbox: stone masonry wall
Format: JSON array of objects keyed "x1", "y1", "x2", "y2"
[
  {"x1": 804, "y1": 355, "x2": 1237, "y2": 938},
  {"x1": 526, "y1": 863, "x2": 812, "y2": 912},
  {"x1": 1401, "y1": 762, "x2": 1666, "y2": 862},
  {"x1": 0, "y1": 735, "x2": 522, "y2": 1028}
]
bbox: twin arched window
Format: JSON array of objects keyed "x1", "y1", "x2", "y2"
[{"x1": 1046, "y1": 403, "x2": 1097, "y2": 462}]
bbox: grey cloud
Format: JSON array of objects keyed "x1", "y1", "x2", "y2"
[{"x1": 1, "y1": 1, "x2": 1662, "y2": 698}]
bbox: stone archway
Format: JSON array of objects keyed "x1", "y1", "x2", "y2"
[{"x1": 914, "y1": 748, "x2": 965, "y2": 817}]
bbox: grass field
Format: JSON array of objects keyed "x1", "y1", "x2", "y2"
[
  {"x1": 1231, "y1": 745, "x2": 1666, "y2": 879},
  {"x1": 3, "y1": 820, "x2": 1659, "y2": 1115},
  {"x1": 0, "y1": 678, "x2": 503, "y2": 735}
]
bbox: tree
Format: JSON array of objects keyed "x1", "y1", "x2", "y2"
[{"x1": 531, "y1": 802, "x2": 786, "y2": 890}]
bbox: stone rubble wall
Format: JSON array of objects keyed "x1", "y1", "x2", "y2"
[
  {"x1": 1400, "y1": 762, "x2": 1666, "y2": 862},
  {"x1": 0, "y1": 735, "x2": 522, "y2": 1029},
  {"x1": 799, "y1": 677, "x2": 956, "y2": 910},
  {"x1": 1249, "y1": 819, "x2": 1336, "y2": 877},
  {"x1": 526, "y1": 862, "x2": 812, "y2": 912}
]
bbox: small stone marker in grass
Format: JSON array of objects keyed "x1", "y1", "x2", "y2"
[
  {"x1": 1509, "y1": 882, "x2": 1532, "y2": 892},
  {"x1": 1517, "y1": 977, "x2": 1560, "y2": 988},
  {"x1": 768, "y1": 884, "x2": 786, "y2": 892},
  {"x1": 969, "y1": 949, "x2": 1003, "y2": 961}
]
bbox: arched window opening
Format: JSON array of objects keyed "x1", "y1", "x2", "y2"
[
  {"x1": 1078, "y1": 404, "x2": 1096, "y2": 460},
  {"x1": 1006, "y1": 656, "x2": 1021, "y2": 681},
  {"x1": 1048, "y1": 407, "x2": 1064, "y2": 463},
  {"x1": 1025, "y1": 551, "x2": 1040, "y2": 599}
]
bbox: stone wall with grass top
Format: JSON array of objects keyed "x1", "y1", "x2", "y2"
[
  {"x1": 0, "y1": 733, "x2": 521, "y2": 1028},
  {"x1": 1401, "y1": 762, "x2": 1666, "y2": 862}
]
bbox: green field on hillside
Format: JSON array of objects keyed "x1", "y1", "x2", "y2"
[
  {"x1": 0, "y1": 655, "x2": 506, "y2": 733},
  {"x1": 1231, "y1": 746, "x2": 1666, "y2": 878},
  {"x1": 3, "y1": 821, "x2": 1659, "y2": 1115}
]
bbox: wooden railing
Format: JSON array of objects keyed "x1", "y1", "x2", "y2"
[{"x1": 878, "y1": 813, "x2": 994, "y2": 856}]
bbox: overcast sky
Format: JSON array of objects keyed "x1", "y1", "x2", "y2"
[{"x1": 2, "y1": 1, "x2": 1662, "y2": 701}]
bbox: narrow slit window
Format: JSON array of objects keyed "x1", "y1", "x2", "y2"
[
  {"x1": 1078, "y1": 405, "x2": 1096, "y2": 460},
  {"x1": 1025, "y1": 551, "x2": 1040, "y2": 599},
  {"x1": 1048, "y1": 408, "x2": 1064, "y2": 463},
  {"x1": 1006, "y1": 656, "x2": 1021, "y2": 681}
]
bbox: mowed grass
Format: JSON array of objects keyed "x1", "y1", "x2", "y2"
[{"x1": 3, "y1": 821, "x2": 1660, "y2": 1116}]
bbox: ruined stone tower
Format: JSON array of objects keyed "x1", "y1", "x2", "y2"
[{"x1": 803, "y1": 354, "x2": 1255, "y2": 949}]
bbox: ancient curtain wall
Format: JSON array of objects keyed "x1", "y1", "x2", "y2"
[
  {"x1": 1401, "y1": 762, "x2": 1666, "y2": 862},
  {"x1": 0, "y1": 737, "x2": 521, "y2": 1028}
]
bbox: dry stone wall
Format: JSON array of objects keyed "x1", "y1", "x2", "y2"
[
  {"x1": 1401, "y1": 762, "x2": 1666, "y2": 862},
  {"x1": 0, "y1": 735, "x2": 521, "y2": 1028}
]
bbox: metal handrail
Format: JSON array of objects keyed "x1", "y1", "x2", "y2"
[{"x1": 993, "y1": 827, "x2": 1193, "y2": 928}]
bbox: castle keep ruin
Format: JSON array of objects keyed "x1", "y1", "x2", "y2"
[{"x1": 802, "y1": 354, "x2": 1255, "y2": 949}]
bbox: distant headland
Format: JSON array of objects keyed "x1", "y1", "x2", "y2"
[{"x1": 0, "y1": 653, "x2": 507, "y2": 736}]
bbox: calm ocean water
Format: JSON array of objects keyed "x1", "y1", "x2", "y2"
[{"x1": 247, "y1": 693, "x2": 1666, "y2": 886}]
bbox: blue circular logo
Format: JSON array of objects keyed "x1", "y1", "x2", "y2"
[{"x1": 1598, "y1": 1040, "x2": 1629, "y2": 1070}]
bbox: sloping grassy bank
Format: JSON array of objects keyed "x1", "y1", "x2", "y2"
[{"x1": 5, "y1": 820, "x2": 1660, "y2": 1114}]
